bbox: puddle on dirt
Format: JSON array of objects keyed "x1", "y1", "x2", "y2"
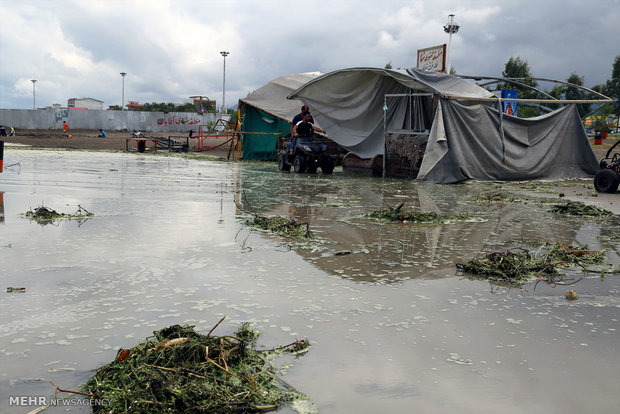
[{"x1": 0, "y1": 150, "x2": 619, "y2": 413}]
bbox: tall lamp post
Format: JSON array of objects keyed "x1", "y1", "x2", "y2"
[
  {"x1": 220, "y1": 51, "x2": 229, "y2": 119},
  {"x1": 31, "y1": 79, "x2": 37, "y2": 110},
  {"x1": 443, "y1": 14, "x2": 460, "y2": 74},
  {"x1": 120, "y1": 72, "x2": 127, "y2": 110}
]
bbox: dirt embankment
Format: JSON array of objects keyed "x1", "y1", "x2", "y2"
[{"x1": 2, "y1": 129, "x2": 164, "y2": 151}]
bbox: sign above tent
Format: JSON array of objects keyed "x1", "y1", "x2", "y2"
[{"x1": 417, "y1": 44, "x2": 446, "y2": 72}]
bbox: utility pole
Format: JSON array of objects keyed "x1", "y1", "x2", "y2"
[
  {"x1": 31, "y1": 79, "x2": 37, "y2": 110},
  {"x1": 120, "y1": 72, "x2": 127, "y2": 110},
  {"x1": 443, "y1": 14, "x2": 460, "y2": 74},
  {"x1": 220, "y1": 51, "x2": 229, "y2": 119}
]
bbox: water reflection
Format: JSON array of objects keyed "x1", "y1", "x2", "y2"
[
  {"x1": 0, "y1": 151, "x2": 618, "y2": 414},
  {"x1": 240, "y1": 166, "x2": 594, "y2": 283}
]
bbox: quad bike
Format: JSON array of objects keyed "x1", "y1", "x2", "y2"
[
  {"x1": 278, "y1": 136, "x2": 336, "y2": 174},
  {"x1": 594, "y1": 139, "x2": 620, "y2": 193}
]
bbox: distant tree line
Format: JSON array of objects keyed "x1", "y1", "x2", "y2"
[{"x1": 500, "y1": 55, "x2": 620, "y2": 119}]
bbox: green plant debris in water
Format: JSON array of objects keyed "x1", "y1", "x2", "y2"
[
  {"x1": 550, "y1": 201, "x2": 611, "y2": 216},
  {"x1": 368, "y1": 203, "x2": 471, "y2": 223},
  {"x1": 456, "y1": 243, "x2": 606, "y2": 286},
  {"x1": 25, "y1": 205, "x2": 94, "y2": 224},
  {"x1": 83, "y1": 323, "x2": 312, "y2": 413},
  {"x1": 248, "y1": 215, "x2": 313, "y2": 239},
  {"x1": 471, "y1": 192, "x2": 520, "y2": 203}
]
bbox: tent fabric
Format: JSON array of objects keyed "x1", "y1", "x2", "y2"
[
  {"x1": 419, "y1": 101, "x2": 599, "y2": 183},
  {"x1": 239, "y1": 72, "x2": 322, "y2": 160},
  {"x1": 239, "y1": 72, "x2": 323, "y2": 124},
  {"x1": 288, "y1": 67, "x2": 599, "y2": 183},
  {"x1": 241, "y1": 106, "x2": 291, "y2": 161},
  {"x1": 287, "y1": 67, "x2": 495, "y2": 159}
]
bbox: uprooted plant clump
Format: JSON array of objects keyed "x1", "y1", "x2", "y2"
[
  {"x1": 456, "y1": 242, "x2": 606, "y2": 286},
  {"x1": 368, "y1": 203, "x2": 472, "y2": 223},
  {"x1": 25, "y1": 205, "x2": 93, "y2": 225},
  {"x1": 248, "y1": 215, "x2": 313, "y2": 239},
  {"x1": 471, "y1": 192, "x2": 521, "y2": 203},
  {"x1": 550, "y1": 201, "x2": 611, "y2": 217},
  {"x1": 83, "y1": 322, "x2": 312, "y2": 413}
]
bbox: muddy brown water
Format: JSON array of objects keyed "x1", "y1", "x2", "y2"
[{"x1": 0, "y1": 149, "x2": 619, "y2": 413}]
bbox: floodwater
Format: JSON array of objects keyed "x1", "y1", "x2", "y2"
[{"x1": 0, "y1": 149, "x2": 619, "y2": 414}]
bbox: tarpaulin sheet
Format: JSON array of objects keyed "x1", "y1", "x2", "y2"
[
  {"x1": 418, "y1": 101, "x2": 599, "y2": 183},
  {"x1": 288, "y1": 67, "x2": 494, "y2": 159},
  {"x1": 289, "y1": 67, "x2": 598, "y2": 183}
]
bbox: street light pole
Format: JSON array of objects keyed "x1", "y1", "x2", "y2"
[
  {"x1": 120, "y1": 72, "x2": 127, "y2": 110},
  {"x1": 220, "y1": 51, "x2": 229, "y2": 119},
  {"x1": 31, "y1": 79, "x2": 37, "y2": 110},
  {"x1": 443, "y1": 14, "x2": 460, "y2": 74}
]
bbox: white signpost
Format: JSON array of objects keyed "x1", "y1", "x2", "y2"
[{"x1": 416, "y1": 44, "x2": 446, "y2": 72}]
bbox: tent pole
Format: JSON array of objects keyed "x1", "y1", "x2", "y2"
[{"x1": 383, "y1": 95, "x2": 387, "y2": 178}]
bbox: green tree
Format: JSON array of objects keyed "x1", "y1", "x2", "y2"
[
  {"x1": 563, "y1": 72, "x2": 590, "y2": 117},
  {"x1": 604, "y1": 55, "x2": 620, "y2": 116},
  {"x1": 384, "y1": 62, "x2": 393, "y2": 69},
  {"x1": 502, "y1": 56, "x2": 540, "y2": 117}
]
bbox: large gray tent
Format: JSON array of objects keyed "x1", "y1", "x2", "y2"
[{"x1": 288, "y1": 67, "x2": 599, "y2": 183}]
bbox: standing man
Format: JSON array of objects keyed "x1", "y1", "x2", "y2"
[{"x1": 62, "y1": 121, "x2": 69, "y2": 138}]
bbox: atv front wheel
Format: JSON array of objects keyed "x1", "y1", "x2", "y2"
[
  {"x1": 278, "y1": 153, "x2": 291, "y2": 171},
  {"x1": 293, "y1": 155, "x2": 306, "y2": 173},
  {"x1": 594, "y1": 169, "x2": 619, "y2": 193}
]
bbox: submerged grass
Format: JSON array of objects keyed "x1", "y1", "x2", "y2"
[
  {"x1": 368, "y1": 203, "x2": 471, "y2": 223},
  {"x1": 456, "y1": 242, "x2": 606, "y2": 286},
  {"x1": 83, "y1": 323, "x2": 312, "y2": 413},
  {"x1": 550, "y1": 201, "x2": 612, "y2": 216}
]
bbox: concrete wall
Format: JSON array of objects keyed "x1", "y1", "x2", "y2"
[{"x1": 0, "y1": 108, "x2": 219, "y2": 132}]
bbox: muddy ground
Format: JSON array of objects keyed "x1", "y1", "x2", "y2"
[{"x1": 1, "y1": 128, "x2": 232, "y2": 157}]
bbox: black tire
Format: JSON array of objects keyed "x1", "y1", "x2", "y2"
[
  {"x1": 321, "y1": 158, "x2": 334, "y2": 175},
  {"x1": 293, "y1": 155, "x2": 306, "y2": 173},
  {"x1": 278, "y1": 153, "x2": 290, "y2": 171},
  {"x1": 594, "y1": 169, "x2": 619, "y2": 193}
]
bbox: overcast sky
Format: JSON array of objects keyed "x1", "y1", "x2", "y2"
[{"x1": 1, "y1": 0, "x2": 618, "y2": 110}]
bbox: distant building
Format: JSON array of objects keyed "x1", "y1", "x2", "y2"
[
  {"x1": 126, "y1": 101, "x2": 145, "y2": 110},
  {"x1": 67, "y1": 98, "x2": 104, "y2": 110},
  {"x1": 191, "y1": 97, "x2": 216, "y2": 113}
]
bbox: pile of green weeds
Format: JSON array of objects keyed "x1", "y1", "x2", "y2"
[
  {"x1": 248, "y1": 215, "x2": 312, "y2": 239},
  {"x1": 25, "y1": 205, "x2": 93, "y2": 225},
  {"x1": 83, "y1": 323, "x2": 311, "y2": 413},
  {"x1": 456, "y1": 243, "x2": 606, "y2": 286},
  {"x1": 368, "y1": 203, "x2": 471, "y2": 223},
  {"x1": 550, "y1": 201, "x2": 611, "y2": 216},
  {"x1": 472, "y1": 192, "x2": 520, "y2": 203}
]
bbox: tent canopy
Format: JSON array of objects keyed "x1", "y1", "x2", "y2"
[
  {"x1": 238, "y1": 72, "x2": 322, "y2": 160},
  {"x1": 288, "y1": 67, "x2": 598, "y2": 182},
  {"x1": 240, "y1": 72, "x2": 323, "y2": 124}
]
